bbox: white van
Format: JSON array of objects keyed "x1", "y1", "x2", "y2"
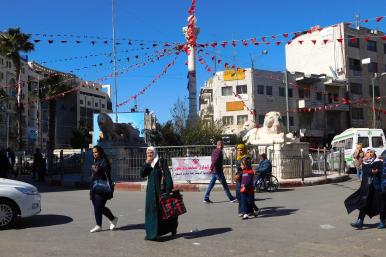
[{"x1": 330, "y1": 128, "x2": 386, "y2": 172}]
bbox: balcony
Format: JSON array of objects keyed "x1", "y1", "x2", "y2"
[
  {"x1": 324, "y1": 79, "x2": 347, "y2": 87},
  {"x1": 298, "y1": 99, "x2": 349, "y2": 112}
]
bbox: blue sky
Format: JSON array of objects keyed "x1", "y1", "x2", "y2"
[{"x1": 1, "y1": 0, "x2": 385, "y2": 123}]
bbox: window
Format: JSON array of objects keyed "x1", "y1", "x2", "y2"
[
  {"x1": 352, "y1": 108, "x2": 364, "y2": 120},
  {"x1": 288, "y1": 88, "x2": 293, "y2": 97},
  {"x1": 368, "y1": 62, "x2": 378, "y2": 73},
  {"x1": 236, "y1": 84, "x2": 247, "y2": 95},
  {"x1": 87, "y1": 101, "x2": 91, "y2": 106},
  {"x1": 279, "y1": 87, "x2": 285, "y2": 97},
  {"x1": 102, "y1": 104, "x2": 105, "y2": 108},
  {"x1": 282, "y1": 116, "x2": 294, "y2": 126},
  {"x1": 222, "y1": 116, "x2": 233, "y2": 125},
  {"x1": 80, "y1": 100, "x2": 84, "y2": 105},
  {"x1": 257, "y1": 85, "x2": 264, "y2": 95},
  {"x1": 95, "y1": 102, "x2": 98, "y2": 107},
  {"x1": 0, "y1": 72, "x2": 3, "y2": 81},
  {"x1": 350, "y1": 83, "x2": 362, "y2": 95},
  {"x1": 221, "y1": 86, "x2": 232, "y2": 96},
  {"x1": 298, "y1": 88, "x2": 304, "y2": 99},
  {"x1": 258, "y1": 115, "x2": 265, "y2": 125},
  {"x1": 372, "y1": 137, "x2": 384, "y2": 148},
  {"x1": 349, "y1": 58, "x2": 361, "y2": 71},
  {"x1": 316, "y1": 92, "x2": 322, "y2": 101},
  {"x1": 367, "y1": 40, "x2": 377, "y2": 52},
  {"x1": 358, "y1": 137, "x2": 369, "y2": 148},
  {"x1": 266, "y1": 86, "x2": 272, "y2": 96},
  {"x1": 345, "y1": 138, "x2": 353, "y2": 150},
  {"x1": 369, "y1": 85, "x2": 380, "y2": 97},
  {"x1": 237, "y1": 115, "x2": 248, "y2": 125},
  {"x1": 348, "y1": 36, "x2": 360, "y2": 48}
]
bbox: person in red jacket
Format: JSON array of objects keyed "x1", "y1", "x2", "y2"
[{"x1": 240, "y1": 157, "x2": 256, "y2": 219}]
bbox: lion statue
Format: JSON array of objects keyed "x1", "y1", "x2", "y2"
[{"x1": 243, "y1": 111, "x2": 296, "y2": 144}]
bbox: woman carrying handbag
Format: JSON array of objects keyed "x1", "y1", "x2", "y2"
[
  {"x1": 141, "y1": 146, "x2": 178, "y2": 241},
  {"x1": 89, "y1": 145, "x2": 118, "y2": 233}
]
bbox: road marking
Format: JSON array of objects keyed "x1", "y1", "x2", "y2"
[
  {"x1": 320, "y1": 224, "x2": 336, "y2": 229},
  {"x1": 193, "y1": 242, "x2": 200, "y2": 246}
]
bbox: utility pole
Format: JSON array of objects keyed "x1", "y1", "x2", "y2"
[
  {"x1": 372, "y1": 76, "x2": 376, "y2": 128},
  {"x1": 284, "y1": 70, "x2": 290, "y2": 132},
  {"x1": 112, "y1": 0, "x2": 118, "y2": 122}
]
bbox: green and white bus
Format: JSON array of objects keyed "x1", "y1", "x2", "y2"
[{"x1": 330, "y1": 128, "x2": 385, "y2": 172}]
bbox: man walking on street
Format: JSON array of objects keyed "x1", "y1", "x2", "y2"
[{"x1": 203, "y1": 140, "x2": 236, "y2": 203}]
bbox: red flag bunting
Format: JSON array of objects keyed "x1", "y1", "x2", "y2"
[
  {"x1": 217, "y1": 59, "x2": 222, "y2": 64},
  {"x1": 211, "y1": 42, "x2": 217, "y2": 48},
  {"x1": 221, "y1": 41, "x2": 228, "y2": 47},
  {"x1": 232, "y1": 40, "x2": 237, "y2": 47},
  {"x1": 311, "y1": 40, "x2": 317, "y2": 45},
  {"x1": 376, "y1": 16, "x2": 384, "y2": 22},
  {"x1": 298, "y1": 40, "x2": 304, "y2": 44},
  {"x1": 250, "y1": 38, "x2": 257, "y2": 44},
  {"x1": 242, "y1": 39, "x2": 248, "y2": 46},
  {"x1": 337, "y1": 38, "x2": 343, "y2": 43},
  {"x1": 283, "y1": 33, "x2": 289, "y2": 38},
  {"x1": 261, "y1": 36, "x2": 266, "y2": 41},
  {"x1": 323, "y1": 39, "x2": 329, "y2": 44},
  {"x1": 275, "y1": 41, "x2": 281, "y2": 46}
]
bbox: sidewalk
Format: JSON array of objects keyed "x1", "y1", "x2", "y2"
[{"x1": 115, "y1": 173, "x2": 350, "y2": 192}]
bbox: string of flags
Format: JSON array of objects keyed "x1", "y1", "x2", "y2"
[{"x1": 116, "y1": 55, "x2": 179, "y2": 108}]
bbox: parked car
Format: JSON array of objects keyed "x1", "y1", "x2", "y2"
[{"x1": 0, "y1": 178, "x2": 41, "y2": 229}]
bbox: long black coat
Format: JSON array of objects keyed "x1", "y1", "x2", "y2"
[{"x1": 345, "y1": 159, "x2": 383, "y2": 218}]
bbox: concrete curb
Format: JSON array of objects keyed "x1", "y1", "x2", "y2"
[{"x1": 115, "y1": 174, "x2": 350, "y2": 192}]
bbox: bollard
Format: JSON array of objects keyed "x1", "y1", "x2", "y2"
[
  {"x1": 323, "y1": 147, "x2": 327, "y2": 179},
  {"x1": 300, "y1": 148, "x2": 304, "y2": 182}
]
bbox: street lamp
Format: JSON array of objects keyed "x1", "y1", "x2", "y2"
[
  {"x1": 250, "y1": 50, "x2": 268, "y2": 69},
  {"x1": 371, "y1": 72, "x2": 386, "y2": 128}
]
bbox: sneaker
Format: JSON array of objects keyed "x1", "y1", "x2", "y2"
[
  {"x1": 203, "y1": 199, "x2": 213, "y2": 204},
  {"x1": 248, "y1": 213, "x2": 255, "y2": 219},
  {"x1": 377, "y1": 220, "x2": 385, "y2": 229},
  {"x1": 90, "y1": 225, "x2": 102, "y2": 233},
  {"x1": 350, "y1": 219, "x2": 363, "y2": 229},
  {"x1": 238, "y1": 213, "x2": 243, "y2": 217},
  {"x1": 110, "y1": 217, "x2": 118, "y2": 230},
  {"x1": 242, "y1": 214, "x2": 249, "y2": 220},
  {"x1": 229, "y1": 198, "x2": 237, "y2": 203}
]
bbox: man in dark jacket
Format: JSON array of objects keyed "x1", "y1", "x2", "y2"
[
  {"x1": 203, "y1": 141, "x2": 236, "y2": 203},
  {"x1": 255, "y1": 153, "x2": 272, "y2": 189},
  {"x1": 0, "y1": 148, "x2": 10, "y2": 178}
]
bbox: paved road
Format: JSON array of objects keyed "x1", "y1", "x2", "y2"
[{"x1": 1, "y1": 177, "x2": 385, "y2": 257}]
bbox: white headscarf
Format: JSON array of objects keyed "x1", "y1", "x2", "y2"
[{"x1": 146, "y1": 146, "x2": 159, "y2": 168}]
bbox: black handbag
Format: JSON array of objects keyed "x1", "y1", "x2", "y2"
[{"x1": 92, "y1": 160, "x2": 114, "y2": 198}]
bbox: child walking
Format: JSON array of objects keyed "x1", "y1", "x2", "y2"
[{"x1": 240, "y1": 157, "x2": 259, "y2": 219}]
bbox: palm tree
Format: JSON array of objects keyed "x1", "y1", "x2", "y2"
[
  {"x1": 0, "y1": 28, "x2": 34, "y2": 151},
  {"x1": 39, "y1": 74, "x2": 74, "y2": 170}
]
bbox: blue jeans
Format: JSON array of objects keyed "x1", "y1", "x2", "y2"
[
  {"x1": 240, "y1": 193, "x2": 254, "y2": 214},
  {"x1": 91, "y1": 193, "x2": 115, "y2": 226},
  {"x1": 356, "y1": 167, "x2": 362, "y2": 180},
  {"x1": 204, "y1": 172, "x2": 235, "y2": 201}
]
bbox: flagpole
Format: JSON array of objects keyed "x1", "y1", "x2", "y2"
[{"x1": 112, "y1": 0, "x2": 118, "y2": 122}]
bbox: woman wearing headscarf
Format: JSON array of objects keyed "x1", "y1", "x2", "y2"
[
  {"x1": 345, "y1": 147, "x2": 383, "y2": 229},
  {"x1": 235, "y1": 144, "x2": 247, "y2": 216},
  {"x1": 89, "y1": 145, "x2": 118, "y2": 233},
  {"x1": 141, "y1": 146, "x2": 177, "y2": 240}
]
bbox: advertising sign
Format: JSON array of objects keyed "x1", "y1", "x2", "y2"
[
  {"x1": 223, "y1": 68, "x2": 246, "y2": 81},
  {"x1": 171, "y1": 156, "x2": 211, "y2": 181}
]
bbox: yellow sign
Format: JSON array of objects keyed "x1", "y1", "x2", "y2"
[
  {"x1": 223, "y1": 69, "x2": 245, "y2": 81},
  {"x1": 226, "y1": 101, "x2": 245, "y2": 111}
]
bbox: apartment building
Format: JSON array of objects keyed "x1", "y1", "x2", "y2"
[
  {"x1": 286, "y1": 23, "x2": 386, "y2": 129},
  {"x1": 199, "y1": 68, "x2": 348, "y2": 146}
]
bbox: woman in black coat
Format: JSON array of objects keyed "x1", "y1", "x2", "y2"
[
  {"x1": 140, "y1": 146, "x2": 178, "y2": 240},
  {"x1": 345, "y1": 147, "x2": 383, "y2": 229},
  {"x1": 89, "y1": 146, "x2": 118, "y2": 233}
]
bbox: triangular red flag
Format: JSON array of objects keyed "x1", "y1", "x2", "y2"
[
  {"x1": 362, "y1": 19, "x2": 369, "y2": 23},
  {"x1": 311, "y1": 40, "x2": 317, "y2": 45},
  {"x1": 350, "y1": 37, "x2": 357, "y2": 43},
  {"x1": 265, "y1": 42, "x2": 271, "y2": 45},
  {"x1": 271, "y1": 35, "x2": 276, "y2": 39},
  {"x1": 298, "y1": 40, "x2": 304, "y2": 44},
  {"x1": 283, "y1": 33, "x2": 289, "y2": 38},
  {"x1": 323, "y1": 39, "x2": 329, "y2": 44},
  {"x1": 211, "y1": 42, "x2": 218, "y2": 48},
  {"x1": 364, "y1": 36, "x2": 371, "y2": 42},
  {"x1": 242, "y1": 39, "x2": 248, "y2": 46},
  {"x1": 287, "y1": 41, "x2": 292, "y2": 45},
  {"x1": 261, "y1": 36, "x2": 266, "y2": 42},
  {"x1": 211, "y1": 56, "x2": 215, "y2": 61},
  {"x1": 232, "y1": 40, "x2": 237, "y2": 47},
  {"x1": 221, "y1": 41, "x2": 228, "y2": 47},
  {"x1": 217, "y1": 59, "x2": 222, "y2": 64},
  {"x1": 337, "y1": 38, "x2": 343, "y2": 43},
  {"x1": 376, "y1": 16, "x2": 384, "y2": 22},
  {"x1": 275, "y1": 41, "x2": 281, "y2": 46},
  {"x1": 250, "y1": 38, "x2": 257, "y2": 44}
]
